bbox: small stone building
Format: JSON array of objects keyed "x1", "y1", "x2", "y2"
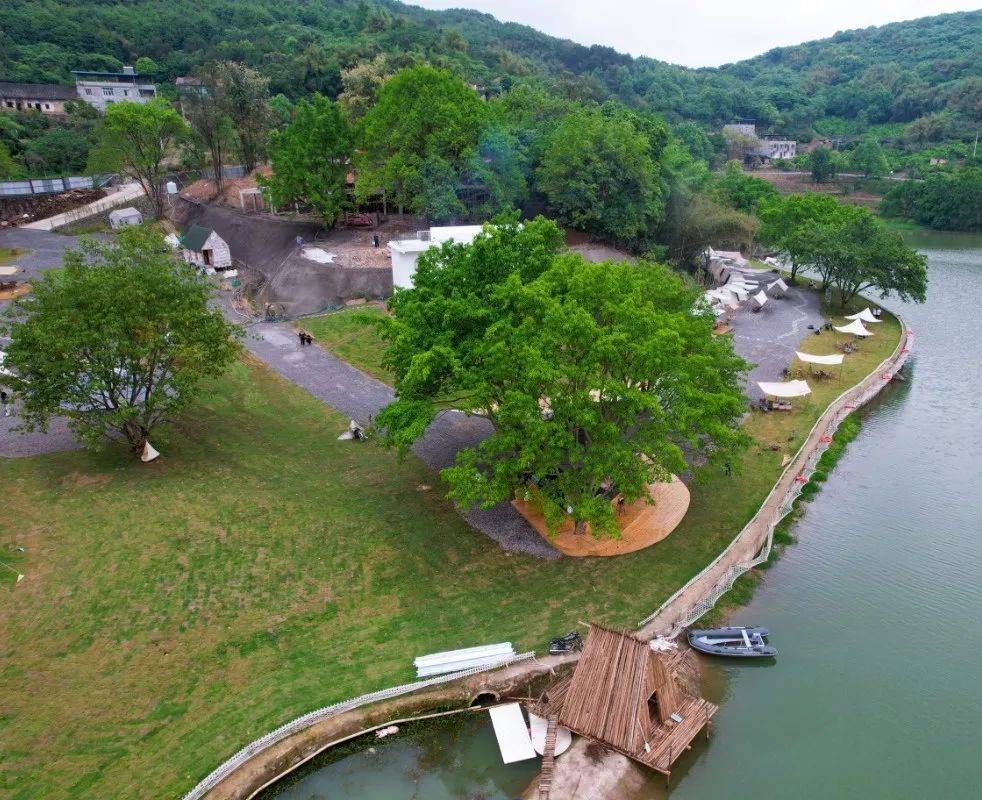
[
  {"x1": 179, "y1": 224, "x2": 232, "y2": 270},
  {"x1": 0, "y1": 81, "x2": 76, "y2": 115},
  {"x1": 108, "y1": 206, "x2": 143, "y2": 229}
]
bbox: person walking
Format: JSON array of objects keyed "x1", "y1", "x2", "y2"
[
  {"x1": 298, "y1": 329, "x2": 305, "y2": 346},
  {"x1": 1, "y1": 389, "x2": 10, "y2": 417}
]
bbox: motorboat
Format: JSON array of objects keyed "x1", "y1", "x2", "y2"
[{"x1": 688, "y1": 626, "x2": 776, "y2": 658}]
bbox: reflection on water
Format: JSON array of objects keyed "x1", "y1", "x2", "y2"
[{"x1": 264, "y1": 711, "x2": 539, "y2": 800}]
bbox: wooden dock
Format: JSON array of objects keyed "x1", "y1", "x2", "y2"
[{"x1": 537, "y1": 714, "x2": 559, "y2": 800}]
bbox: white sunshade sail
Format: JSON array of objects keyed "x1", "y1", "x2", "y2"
[
  {"x1": 845, "y1": 307, "x2": 881, "y2": 323},
  {"x1": 0, "y1": 266, "x2": 20, "y2": 277},
  {"x1": 767, "y1": 278, "x2": 788, "y2": 293},
  {"x1": 757, "y1": 379, "x2": 812, "y2": 398},
  {"x1": 834, "y1": 319, "x2": 873, "y2": 337},
  {"x1": 753, "y1": 290, "x2": 768, "y2": 306},
  {"x1": 795, "y1": 351, "x2": 845, "y2": 366}
]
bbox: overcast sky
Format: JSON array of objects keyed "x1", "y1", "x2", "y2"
[{"x1": 411, "y1": 0, "x2": 979, "y2": 67}]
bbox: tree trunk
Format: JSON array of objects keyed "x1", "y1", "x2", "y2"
[
  {"x1": 121, "y1": 421, "x2": 148, "y2": 454},
  {"x1": 573, "y1": 519, "x2": 588, "y2": 536}
]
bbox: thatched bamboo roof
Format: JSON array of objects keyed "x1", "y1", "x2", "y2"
[{"x1": 552, "y1": 624, "x2": 683, "y2": 757}]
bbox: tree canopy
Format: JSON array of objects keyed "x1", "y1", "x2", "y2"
[
  {"x1": 880, "y1": 166, "x2": 982, "y2": 231},
  {"x1": 89, "y1": 99, "x2": 188, "y2": 219},
  {"x1": 355, "y1": 65, "x2": 520, "y2": 220},
  {"x1": 536, "y1": 106, "x2": 668, "y2": 247},
  {"x1": 262, "y1": 94, "x2": 353, "y2": 224},
  {"x1": 375, "y1": 217, "x2": 749, "y2": 536},
  {"x1": 1, "y1": 228, "x2": 241, "y2": 452}
]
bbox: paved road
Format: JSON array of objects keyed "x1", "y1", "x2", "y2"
[
  {"x1": 0, "y1": 229, "x2": 88, "y2": 457},
  {"x1": 238, "y1": 317, "x2": 561, "y2": 558},
  {"x1": 20, "y1": 182, "x2": 145, "y2": 231},
  {"x1": 0, "y1": 228, "x2": 828, "y2": 558},
  {"x1": 728, "y1": 283, "x2": 825, "y2": 402}
]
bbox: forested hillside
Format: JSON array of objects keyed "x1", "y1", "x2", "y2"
[{"x1": 1, "y1": 1, "x2": 979, "y2": 142}]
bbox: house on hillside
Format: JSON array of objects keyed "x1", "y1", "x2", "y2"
[
  {"x1": 73, "y1": 66, "x2": 156, "y2": 113},
  {"x1": 533, "y1": 624, "x2": 717, "y2": 781},
  {"x1": 179, "y1": 225, "x2": 232, "y2": 271},
  {"x1": 388, "y1": 225, "x2": 484, "y2": 288},
  {"x1": 0, "y1": 81, "x2": 76, "y2": 115}
]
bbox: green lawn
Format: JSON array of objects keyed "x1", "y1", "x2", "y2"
[
  {"x1": 0, "y1": 302, "x2": 901, "y2": 800},
  {"x1": 0, "y1": 246, "x2": 26, "y2": 264},
  {"x1": 303, "y1": 306, "x2": 393, "y2": 383}
]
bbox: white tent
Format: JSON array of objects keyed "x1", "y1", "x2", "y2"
[
  {"x1": 767, "y1": 278, "x2": 788, "y2": 296},
  {"x1": 757, "y1": 379, "x2": 812, "y2": 398},
  {"x1": 845, "y1": 307, "x2": 881, "y2": 323},
  {"x1": 752, "y1": 289, "x2": 768, "y2": 308},
  {"x1": 795, "y1": 351, "x2": 845, "y2": 366},
  {"x1": 834, "y1": 319, "x2": 873, "y2": 337}
]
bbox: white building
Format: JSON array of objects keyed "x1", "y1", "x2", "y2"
[
  {"x1": 179, "y1": 224, "x2": 232, "y2": 271},
  {"x1": 388, "y1": 225, "x2": 484, "y2": 289},
  {"x1": 108, "y1": 206, "x2": 143, "y2": 229},
  {"x1": 73, "y1": 66, "x2": 156, "y2": 113}
]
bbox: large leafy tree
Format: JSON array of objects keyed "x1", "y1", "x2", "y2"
[
  {"x1": 355, "y1": 65, "x2": 492, "y2": 219},
  {"x1": 757, "y1": 193, "x2": 847, "y2": 282},
  {"x1": 90, "y1": 99, "x2": 188, "y2": 219},
  {"x1": 184, "y1": 63, "x2": 237, "y2": 192},
  {"x1": 795, "y1": 209, "x2": 927, "y2": 306},
  {"x1": 262, "y1": 95, "x2": 353, "y2": 224},
  {"x1": 536, "y1": 106, "x2": 667, "y2": 247},
  {"x1": 849, "y1": 139, "x2": 890, "y2": 178},
  {"x1": 809, "y1": 146, "x2": 838, "y2": 183},
  {"x1": 217, "y1": 61, "x2": 272, "y2": 174},
  {"x1": 1, "y1": 228, "x2": 240, "y2": 453},
  {"x1": 713, "y1": 160, "x2": 779, "y2": 212},
  {"x1": 376, "y1": 217, "x2": 748, "y2": 536}
]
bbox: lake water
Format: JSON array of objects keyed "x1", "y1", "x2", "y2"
[
  {"x1": 264, "y1": 230, "x2": 982, "y2": 799},
  {"x1": 667, "y1": 228, "x2": 982, "y2": 800},
  {"x1": 261, "y1": 711, "x2": 539, "y2": 800}
]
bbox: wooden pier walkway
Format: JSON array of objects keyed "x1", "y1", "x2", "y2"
[{"x1": 537, "y1": 714, "x2": 559, "y2": 800}]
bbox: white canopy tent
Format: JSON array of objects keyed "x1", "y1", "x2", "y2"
[
  {"x1": 795, "y1": 351, "x2": 844, "y2": 366},
  {"x1": 834, "y1": 319, "x2": 873, "y2": 337},
  {"x1": 752, "y1": 289, "x2": 768, "y2": 308},
  {"x1": 845, "y1": 307, "x2": 881, "y2": 323},
  {"x1": 757, "y1": 379, "x2": 812, "y2": 398}
]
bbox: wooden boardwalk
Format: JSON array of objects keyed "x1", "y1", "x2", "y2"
[{"x1": 537, "y1": 714, "x2": 559, "y2": 800}]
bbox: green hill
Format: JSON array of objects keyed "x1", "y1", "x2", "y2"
[{"x1": 1, "y1": 1, "x2": 979, "y2": 143}]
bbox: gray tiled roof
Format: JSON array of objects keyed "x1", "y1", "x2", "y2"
[{"x1": 0, "y1": 82, "x2": 76, "y2": 101}]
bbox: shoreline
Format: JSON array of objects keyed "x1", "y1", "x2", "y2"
[{"x1": 190, "y1": 306, "x2": 912, "y2": 800}]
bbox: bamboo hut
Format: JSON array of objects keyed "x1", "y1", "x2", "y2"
[{"x1": 536, "y1": 624, "x2": 717, "y2": 781}]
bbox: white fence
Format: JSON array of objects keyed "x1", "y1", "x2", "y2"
[{"x1": 180, "y1": 651, "x2": 535, "y2": 800}]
